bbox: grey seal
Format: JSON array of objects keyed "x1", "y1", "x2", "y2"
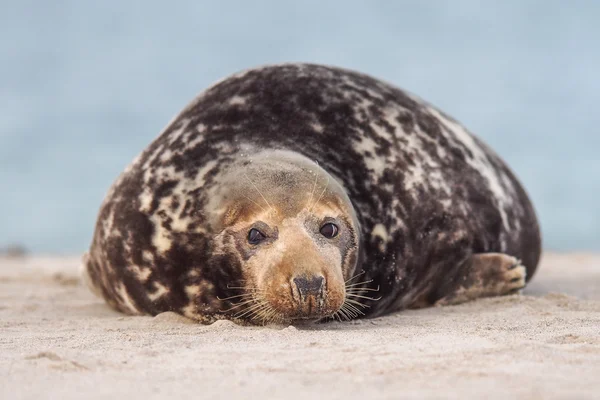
[{"x1": 83, "y1": 63, "x2": 541, "y2": 324}]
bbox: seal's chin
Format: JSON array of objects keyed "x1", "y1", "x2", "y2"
[{"x1": 270, "y1": 301, "x2": 344, "y2": 323}]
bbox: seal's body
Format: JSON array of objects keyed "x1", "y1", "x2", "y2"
[{"x1": 84, "y1": 64, "x2": 541, "y2": 324}]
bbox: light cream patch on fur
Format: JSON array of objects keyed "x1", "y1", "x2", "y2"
[
  {"x1": 116, "y1": 283, "x2": 139, "y2": 314},
  {"x1": 138, "y1": 189, "x2": 154, "y2": 213},
  {"x1": 440, "y1": 198, "x2": 452, "y2": 209},
  {"x1": 147, "y1": 282, "x2": 170, "y2": 301},
  {"x1": 310, "y1": 122, "x2": 324, "y2": 133},
  {"x1": 159, "y1": 149, "x2": 173, "y2": 163},
  {"x1": 142, "y1": 144, "x2": 165, "y2": 170},
  {"x1": 228, "y1": 95, "x2": 247, "y2": 105},
  {"x1": 188, "y1": 270, "x2": 201, "y2": 278},
  {"x1": 355, "y1": 135, "x2": 385, "y2": 177},
  {"x1": 371, "y1": 223, "x2": 389, "y2": 252},
  {"x1": 166, "y1": 119, "x2": 191, "y2": 146},
  {"x1": 142, "y1": 250, "x2": 154, "y2": 263},
  {"x1": 185, "y1": 124, "x2": 206, "y2": 148},
  {"x1": 180, "y1": 304, "x2": 201, "y2": 321},
  {"x1": 185, "y1": 284, "x2": 202, "y2": 297},
  {"x1": 148, "y1": 214, "x2": 173, "y2": 253},
  {"x1": 127, "y1": 264, "x2": 152, "y2": 282}
]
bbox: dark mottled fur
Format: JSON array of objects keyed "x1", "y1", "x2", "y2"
[{"x1": 85, "y1": 63, "x2": 541, "y2": 320}]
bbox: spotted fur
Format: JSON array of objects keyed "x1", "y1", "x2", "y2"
[{"x1": 84, "y1": 63, "x2": 541, "y2": 321}]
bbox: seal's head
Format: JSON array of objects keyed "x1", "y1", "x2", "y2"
[{"x1": 208, "y1": 150, "x2": 360, "y2": 324}]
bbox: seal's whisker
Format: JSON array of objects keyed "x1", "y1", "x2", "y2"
[
  {"x1": 344, "y1": 270, "x2": 366, "y2": 284},
  {"x1": 308, "y1": 175, "x2": 329, "y2": 212},
  {"x1": 255, "y1": 305, "x2": 278, "y2": 325},
  {"x1": 248, "y1": 303, "x2": 271, "y2": 322},
  {"x1": 331, "y1": 311, "x2": 343, "y2": 322},
  {"x1": 345, "y1": 279, "x2": 374, "y2": 288},
  {"x1": 345, "y1": 298, "x2": 370, "y2": 309},
  {"x1": 346, "y1": 287, "x2": 379, "y2": 294},
  {"x1": 244, "y1": 172, "x2": 275, "y2": 213},
  {"x1": 343, "y1": 301, "x2": 365, "y2": 316},
  {"x1": 253, "y1": 302, "x2": 268, "y2": 315},
  {"x1": 346, "y1": 286, "x2": 380, "y2": 292},
  {"x1": 242, "y1": 193, "x2": 267, "y2": 212},
  {"x1": 345, "y1": 293, "x2": 382, "y2": 301},
  {"x1": 332, "y1": 308, "x2": 344, "y2": 321},
  {"x1": 339, "y1": 304, "x2": 356, "y2": 320},
  {"x1": 217, "y1": 293, "x2": 253, "y2": 301},
  {"x1": 244, "y1": 304, "x2": 272, "y2": 322},
  {"x1": 335, "y1": 308, "x2": 350, "y2": 321},
  {"x1": 230, "y1": 279, "x2": 248, "y2": 283},
  {"x1": 222, "y1": 298, "x2": 257, "y2": 312},
  {"x1": 234, "y1": 301, "x2": 268, "y2": 319},
  {"x1": 263, "y1": 312, "x2": 279, "y2": 325},
  {"x1": 266, "y1": 305, "x2": 279, "y2": 319},
  {"x1": 252, "y1": 308, "x2": 269, "y2": 324},
  {"x1": 304, "y1": 172, "x2": 319, "y2": 210},
  {"x1": 226, "y1": 285, "x2": 266, "y2": 292},
  {"x1": 342, "y1": 298, "x2": 363, "y2": 316}
]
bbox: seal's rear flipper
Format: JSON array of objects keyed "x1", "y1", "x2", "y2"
[{"x1": 434, "y1": 253, "x2": 527, "y2": 306}]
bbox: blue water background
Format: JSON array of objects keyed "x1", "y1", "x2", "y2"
[{"x1": 1, "y1": 1, "x2": 598, "y2": 253}]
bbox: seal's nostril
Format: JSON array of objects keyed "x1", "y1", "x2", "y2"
[{"x1": 293, "y1": 276, "x2": 324, "y2": 299}]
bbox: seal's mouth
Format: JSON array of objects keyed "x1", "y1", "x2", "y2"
[
  {"x1": 265, "y1": 272, "x2": 348, "y2": 323},
  {"x1": 219, "y1": 277, "x2": 342, "y2": 325},
  {"x1": 220, "y1": 269, "x2": 381, "y2": 325}
]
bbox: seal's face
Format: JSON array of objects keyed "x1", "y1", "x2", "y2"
[{"x1": 209, "y1": 151, "x2": 360, "y2": 324}]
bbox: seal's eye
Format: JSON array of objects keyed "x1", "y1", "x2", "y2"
[
  {"x1": 247, "y1": 228, "x2": 266, "y2": 245},
  {"x1": 320, "y1": 223, "x2": 339, "y2": 239}
]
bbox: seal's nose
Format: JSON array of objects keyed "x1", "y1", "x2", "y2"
[{"x1": 293, "y1": 276, "x2": 325, "y2": 301}]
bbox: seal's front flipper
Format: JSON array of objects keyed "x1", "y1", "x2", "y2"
[{"x1": 434, "y1": 253, "x2": 527, "y2": 306}]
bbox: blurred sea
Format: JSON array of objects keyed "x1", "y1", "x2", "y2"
[{"x1": 1, "y1": 1, "x2": 598, "y2": 253}]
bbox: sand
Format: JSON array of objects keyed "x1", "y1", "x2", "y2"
[{"x1": 1, "y1": 253, "x2": 599, "y2": 400}]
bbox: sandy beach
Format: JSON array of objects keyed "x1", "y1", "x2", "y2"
[{"x1": 1, "y1": 253, "x2": 599, "y2": 400}]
